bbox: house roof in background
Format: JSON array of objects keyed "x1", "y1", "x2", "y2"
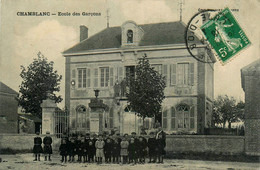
[
  {"x1": 63, "y1": 21, "x2": 201, "y2": 54},
  {"x1": 0, "y1": 81, "x2": 18, "y2": 95}
]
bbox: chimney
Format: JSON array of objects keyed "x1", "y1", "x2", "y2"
[{"x1": 80, "y1": 25, "x2": 88, "y2": 42}]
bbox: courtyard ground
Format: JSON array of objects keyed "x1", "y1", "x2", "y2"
[{"x1": 0, "y1": 154, "x2": 259, "y2": 170}]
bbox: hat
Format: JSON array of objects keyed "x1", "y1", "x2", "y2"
[
  {"x1": 36, "y1": 132, "x2": 40, "y2": 135},
  {"x1": 46, "y1": 131, "x2": 50, "y2": 134},
  {"x1": 149, "y1": 132, "x2": 155, "y2": 135},
  {"x1": 131, "y1": 132, "x2": 136, "y2": 135}
]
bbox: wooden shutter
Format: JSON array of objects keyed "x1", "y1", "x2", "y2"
[
  {"x1": 162, "y1": 110, "x2": 168, "y2": 129},
  {"x1": 72, "y1": 69, "x2": 76, "y2": 79},
  {"x1": 87, "y1": 68, "x2": 91, "y2": 87},
  {"x1": 118, "y1": 67, "x2": 123, "y2": 82},
  {"x1": 162, "y1": 65, "x2": 168, "y2": 86},
  {"x1": 110, "y1": 67, "x2": 114, "y2": 86},
  {"x1": 94, "y1": 68, "x2": 98, "y2": 87},
  {"x1": 189, "y1": 63, "x2": 194, "y2": 86},
  {"x1": 170, "y1": 64, "x2": 176, "y2": 86}
]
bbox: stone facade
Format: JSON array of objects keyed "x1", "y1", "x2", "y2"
[
  {"x1": 0, "y1": 81, "x2": 18, "y2": 133},
  {"x1": 63, "y1": 21, "x2": 215, "y2": 134},
  {"x1": 241, "y1": 59, "x2": 260, "y2": 156}
]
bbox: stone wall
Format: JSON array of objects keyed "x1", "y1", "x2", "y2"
[
  {"x1": 0, "y1": 134, "x2": 245, "y2": 155},
  {"x1": 0, "y1": 134, "x2": 61, "y2": 151},
  {"x1": 165, "y1": 135, "x2": 245, "y2": 155}
]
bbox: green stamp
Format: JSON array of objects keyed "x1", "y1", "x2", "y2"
[{"x1": 200, "y1": 7, "x2": 251, "y2": 63}]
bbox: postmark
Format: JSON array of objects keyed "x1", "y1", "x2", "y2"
[
  {"x1": 185, "y1": 9, "x2": 219, "y2": 63},
  {"x1": 200, "y1": 7, "x2": 251, "y2": 64}
]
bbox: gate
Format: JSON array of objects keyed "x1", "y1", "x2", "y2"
[{"x1": 54, "y1": 109, "x2": 69, "y2": 138}]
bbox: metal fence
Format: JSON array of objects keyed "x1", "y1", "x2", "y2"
[{"x1": 54, "y1": 109, "x2": 69, "y2": 138}]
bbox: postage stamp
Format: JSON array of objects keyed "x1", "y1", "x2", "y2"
[{"x1": 200, "y1": 7, "x2": 251, "y2": 64}]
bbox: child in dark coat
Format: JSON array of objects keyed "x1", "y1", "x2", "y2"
[
  {"x1": 128, "y1": 137, "x2": 137, "y2": 164},
  {"x1": 148, "y1": 132, "x2": 157, "y2": 163},
  {"x1": 112, "y1": 134, "x2": 121, "y2": 163},
  {"x1": 78, "y1": 138, "x2": 85, "y2": 162},
  {"x1": 43, "y1": 131, "x2": 52, "y2": 161},
  {"x1": 68, "y1": 137, "x2": 76, "y2": 162},
  {"x1": 137, "y1": 136, "x2": 147, "y2": 163},
  {"x1": 33, "y1": 132, "x2": 43, "y2": 161},
  {"x1": 104, "y1": 137, "x2": 113, "y2": 163},
  {"x1": 87, "y1": 139, "x2": 95, "y2": 163},
  {"x1": 59, "y1": 139, "x2": 68, "y2": 163},
  {"x1": 156, "y1": 133, "x2": 166, "y2": 163}
]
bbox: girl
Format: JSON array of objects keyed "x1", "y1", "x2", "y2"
[{"x1": 120, "y1": 135, "x2": 129, "y2": 164}]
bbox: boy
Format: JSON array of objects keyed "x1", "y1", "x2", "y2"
[
  {"x1": 120, "y1": 135, "x2": 129, "y2": 164},
  {"x1": 104, "y1": 136, "x2": 113, "y2": 163},
  {"x1": 95, "y1": 134, "x2": 105, "y2": 164},
  {"x1": 68, "y1": 136, "x2": 76, "y2": 162},
  {"x1": 87, "y1": 139, "x2": 95, "y2": 163},
  {"x1": 43, "y1": 131, "x2": 52, "y2": 161},
  {"x1": 147, "y1": 132, "x2": 157, "y2": 163},
  {"x1": 112, "y1": 133, "x2": 121, "y2": 163},
  {"x1": 84, "y1": 133, "x2": 91, "y2": 162},
  {"x1": 33, "y1": 132, "x2": 43, "y2": 161},
  {"x1": 156, "y1": 133, "x2": 166, "y2": 163},
  {"x1": 137, "y1": 135, "x2": 147, "y2": 163},
  {"x1": 78, "y1": 137, "x2": 85, "y2": 162},
  {"x1": 59, "y1": 138, "x2": 68, "y2": 163},
  {"x1": 128, "y1": 137, "x2": 137, "y2": 164},
  {"x1": 92, "y1": 133, "x2": 97, "y2": 162}
]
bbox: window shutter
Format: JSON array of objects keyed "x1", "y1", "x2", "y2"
[
  {"x1": 118, "y1": 67, "x2": 123, "y2": 82},
  {"x1": 170, "y1": 64, "x2": 176, "y2": 86},
  {"x1": 162, "y1": 65, "x2": 168, "y2": 86},
  {"x1": 162, "y1": 110, "x2": 168, "y2": 129},
  {"x1": 87, "y1": 68, "x2": 91, "y2": 87},
  {"x1": 94, "y1": 68, "x2": 98, "y2": 87},
  {"x1": 110, "y1": 67, "x2": 114, "y2": 86},
  {"x1": 189, "y1": 63, "x2": 194, "y2": 86}
]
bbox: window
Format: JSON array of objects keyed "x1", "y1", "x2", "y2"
[
  {"x1": 78, "y1": 68, "x2": 87, "y2": 88},
  {"x1": 125, "y1": 66, "x2": 135, "y2": 80},
  {"x1": 177, "y1": 104, "x2": 189, "y2": 129},
  {"x1": 171, "y1": 107, "x2": 176, "y2": 130},
  {"x1": 127, "y1": 30, "x2": 133, "y2": 43},
  {"x1": 94, "y1": 68, "x2": 98, "y2": 87},
  {"x1": 162, "y1": 110, "x2": 168, "y2": 129},
  {"x1": 151, "y1": 64, "x2": 162, "y2": 74},
  {"x1": 177, "y1": 63, "x2": 189, "y2": 85},
  {"x1": 75, "y1": 105, "x2": 90, "y2": 129},
  {"x1": 100, "y1": 67, "x2": 109, "y2": 87}
]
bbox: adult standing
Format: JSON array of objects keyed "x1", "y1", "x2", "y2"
[
  {"x1": 33, "y1": 132, "x2": 43, "y2": 161},
  {"x1": 43, "y1": 131, "x2": 53, "y2": 161}
]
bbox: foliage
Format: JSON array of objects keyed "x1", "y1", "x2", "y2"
[
  {"x1": 18, "y1": 52, "x2": 62, "y2": 118},
  {"x1": 212, "y1": 95, "x2": 245, "y2": 128},
  {"x1": 127, "y1": 54, "x2": 166, "y2": 120}
]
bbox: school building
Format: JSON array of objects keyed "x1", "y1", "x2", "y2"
[{"x1": 62, "y1": 20, "x2": 215, "y2": 135}]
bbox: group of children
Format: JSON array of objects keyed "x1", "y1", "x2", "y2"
[{"x1": 59, "y1": 130, "x2": 166, "y2": 164}]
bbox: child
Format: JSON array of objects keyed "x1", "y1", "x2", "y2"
[
  {"x1": 33, "y1": 132, "x2": 43, "y2": 161},
  {"x1": 128, "y1": 137, "x2": 137, "y2": 164},
  {"x1": 112, "y1": 134, "x2": 121, "y2": 164},
  {"x1": 156, "y1": 133, "x2": 166, "y2": 163},
  {"x1": 104, "y1": 137, "x2": 113, "y2": 163},
  {"x1": 43, "y1": 131, "x2": 52, "y2": 161},
  {"x1": 78, "y1": 137, "x2": 85, "y2": 162},
  {"x1": 148, "y1": 132, "x2": 157, "y2": 163},
  {"x1": 88, "y1": 139, "x2": 95, "y2": 163},
  {"x1": 84, "y1": 133, "x2": 91, "y2": 162},
  {"x1": 59, "y1": 139, "x2": 68, "y2": 163},
  {"x1": 68, "y1": 136, "x2": 76, "y2": 162},
  {"x1": 95, "y1": 134, "x2": 105, "y2": 164},
  {"x1": 92, "y1": 134, "x2": 97, "y2": 162},
  {"x1": 137, "y1": 136, "x2": 147, "y2": 163},
  {"x1": 120, "y1": 135, "x2": 129, "y2": 164}
]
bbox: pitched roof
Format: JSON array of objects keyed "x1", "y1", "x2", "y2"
[
  {"x1": 63, "y1": 21, "x2": 200, "y2": 54},
  {"x1": 0, "y1": 81, "x2": 18, "y2": 95}
]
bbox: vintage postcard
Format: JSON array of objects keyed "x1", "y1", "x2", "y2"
[{"x1": 0, "y1": 0, "x2": 259, "y2": 169}]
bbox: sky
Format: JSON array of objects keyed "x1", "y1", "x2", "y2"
[{"x1": 0, "y1": 0, "x2": 259, "y2": 107}]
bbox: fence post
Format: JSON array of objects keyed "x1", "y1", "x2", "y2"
[{"x1": 41, "y1": 95, "x2": 57, "y2": 135}]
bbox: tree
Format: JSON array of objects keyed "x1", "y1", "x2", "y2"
[
  {"x1": 127, "y1": 54, "x2": 166, "y2": 122},
  {"x1": 18, "y1": 52, "x2": 62, "y2": 118},
  {"x1": 212, "y1": 95, "x2": 245, "y2": 128}
]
